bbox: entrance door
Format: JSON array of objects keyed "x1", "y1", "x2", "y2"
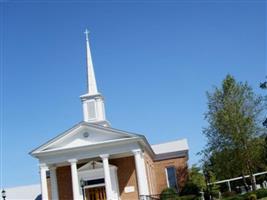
[{"x1": 85, "y1": 186, "x2": 106, "y2": 200}]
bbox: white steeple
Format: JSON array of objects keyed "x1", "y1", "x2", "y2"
[
  {"x1": 84, "y1": 29, "x2": 98, "y2": 95},
  {"x1": 80, "y1": 30, "x2": 109, "y2": 126}
]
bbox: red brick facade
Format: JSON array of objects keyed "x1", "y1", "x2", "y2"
[
  {"x1": 56, "y1": 166, "x2": 73, "y2": 200},
  {"x1": 110, "y1": 156, "x2": 139, "y2": 200},
  {"x1": 153, "y1": 157, "x2": 188, "y2": 193},
  {"x1": 48, "y1": 153, "x2": 188, "y2": 200}
]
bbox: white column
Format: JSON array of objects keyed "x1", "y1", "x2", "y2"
[
  {"x1": 39, "y1": 163, "x2": 49, "y2": 200},
  {"x1": 100, "y1": 154, "x2": 113, "y2": 200},
  {"x1": 69, "y1": 159, "x2": 81, "y2": 200},
  {"x1": 50, "y1": 166, "x2": 59, "y2": 200},
  {"x1": 132, "y1": 149, "x2": 150, "y2": 199},
  {"x1": 227, "y1": 181, "x2": 231, "y2": 192},
  {"x1": 82, "y1": 101, "x2": 89, "y2": 122}
]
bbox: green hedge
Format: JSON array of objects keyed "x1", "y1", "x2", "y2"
[
  {"x1": 160, "y1": 188, "x2": 267, "y2": 200},
  {"x1": 223, "y1": 189, "x2": 267, "y2": 200},
  {"x1": 160, "y1": 188, "x2": 200, "y2": 200},
  {"x1": 255, "y1": 189, "x2": 267, "y2": 199}
]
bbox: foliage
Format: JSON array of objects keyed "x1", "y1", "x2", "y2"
[
  {"x1": 224, "y1": 195, "x2": 244, "y2": 200},
  {"x1": 222, "y1": 189, "x2": 267, "y2": 200},
  {"x1": 254, "y1": 189, "x2": 267, "y2": 199},
  {"x1": 160, "y1": 188, "x2": 201, "y2": 200},
  {"x1": 222, "y1": 191, "x2": 237, "y2": 198},
  {"x1": 189, "y1": 165, "x2": 207, "y2": 192},
  {"x1": 178, "y1": 195, "x2": 198, "y2": 200},
  {"x1": 202, "y1": 164, "x2": 220, "y2": 196},
  {"x1": 160, "y1": 188, "x2": 179, "y2": 200},
  {"x1": 181, "y1": 165, "x2": 206, "y2": 195},
  {"x1": 181, "y1": 182, "x2": 200, "y2": 196},
  {"x1": 248, "y1": 194, "x2": 257, "y2": 200},
  {"x1": 201, "y1": 74, "x2": 266, "y2": 190}
]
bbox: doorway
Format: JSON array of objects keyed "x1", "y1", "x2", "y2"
[{"x1": 85, "y1": 186, "x2": 106, "y2": 200}]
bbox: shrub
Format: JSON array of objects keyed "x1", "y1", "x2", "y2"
[
  {"x1": 222, "y1": 191, "x2": 237, "y2": 198},
  {"x1": 255, "y1": 189, "x2": 267, "y2": 199},
  {"x1": 221, "y1": 189, "x2": 267, "y2": 200},
  {"x1": 228, "y1": 196, "x2": 244, "y2": 200},
  {"x1": 181, "y1": 182, "x2": 200, "y2": 195},
  {"x1": 211, "y1": 191, "x2": 220, "y2": 199},
  {"x1": 248, "y1": 194, "x2": 257, "y2": 200},
  {"x1": 160, "y1": 188, "x2": 178, "y2": 200},
  {"x1": 179, "y1": 195, "x2": 197, "y2": 200},
  {"x1": 242, "y1": 192, "x2": 252, "y2": 200}
]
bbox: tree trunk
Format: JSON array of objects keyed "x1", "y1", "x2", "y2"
[
  {"x1": 246, "y1": 160, "x2": 256, "y2": 191},
  {"x1": 250, "y1": 172, "x2": 257, "y2": 191},
  {"x1": 242, "y1": 173, "x2": 249, "y2": 192}
]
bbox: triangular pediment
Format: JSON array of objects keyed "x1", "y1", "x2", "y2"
[
  {"x1": 78, "y1": 161, "x2": 104, "y2": 171},
  {"x1": 78, "y1": 161, "x2": 117, "y2": 172},
  {"x1": 31, "y1": 122, "x2": 140, "y2": 154}
]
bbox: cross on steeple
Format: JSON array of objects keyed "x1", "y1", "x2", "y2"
[
  {"x1": 84, "y1": 29, "x2": 89, "y2": 41},
  {"x1": 84, "y1": 29, "x2": 98, "y2": 95},
  {"x1": 80, "y1": 30, "x2": 109, "y2": 126}
]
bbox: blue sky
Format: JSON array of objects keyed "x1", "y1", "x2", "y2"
[{"x1": 1, "y1": 0, "x2": 266, "y2": 187}]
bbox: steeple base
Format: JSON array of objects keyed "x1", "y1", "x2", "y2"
[{"x1": 80, "y1": 93, "x2": 108, "y2": 126}]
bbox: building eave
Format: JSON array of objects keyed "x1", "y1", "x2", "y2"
[
  {"x1": 29, "y1": 121, "x2": 146, "y2": 156},
  {"x1": 31, "y1": 137, "x2": 142, "y2": 158}
]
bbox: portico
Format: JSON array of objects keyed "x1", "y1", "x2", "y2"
[
  {"x1": 35, "y1": 131, "x2": 152, "y2": 200},
  {"x1": 33, "y1": 123, "x2": 152, "y2": 200}
]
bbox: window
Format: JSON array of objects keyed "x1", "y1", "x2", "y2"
[
  {"x1": 165, "y1": 166, "x2": 178, "y2": 191},
  {"x1": 87, "y1": 100, "x2": 97, "y2": 119}
]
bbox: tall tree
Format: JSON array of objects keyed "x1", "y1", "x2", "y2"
[{"x1": 201, "y1": 74, "x2": 265, "y2": 190}]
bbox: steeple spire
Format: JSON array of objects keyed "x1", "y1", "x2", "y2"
[
  {"x1": 80, "y1": 30, "x2": 109, "y2": 126},
  {"x1": 84, "y1": 29, "x2": 98, "y2": 95}
]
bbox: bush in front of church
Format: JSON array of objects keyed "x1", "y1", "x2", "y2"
[
  {"x1": 180, "y1": 181, "x2": 201, "y2": 196},
  {"x1": 160, "y1": 188, "x2": 179, "y2": 200},
  {"x1": 160, "y1": 188, "x2": 201, "y2": 200}
]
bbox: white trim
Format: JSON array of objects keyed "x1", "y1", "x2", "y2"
[
  {"x1": 101, "y1": 154, "x2": 113, "y2": 200},
  {"x1": 165, "y1": 167, "x2": 170, "y2": 187},
  {"x1": 36, "y1": 137, "x2": 139, "y2": 155},
  {"x1": 78, "y1": 161, "x2": 119, "y2": 200},
  {"x1": 69, "y1": 160, "x2": 82, "y2": 200},
  {"x1": 165, "y1": 166, "x2": 178, "y2": 190},
  {"x1": 84, "y1": 183, "x2": 105, "y2": 189},
  {"x1": 133, "y1": 149, "x2": 150, "y2": 196},
  {"x1": 50, "y1": 166, "x2": 59, "y2": 200},
  {"x1": 209, "y1": 171, "x2": 267, "y2": 185},
  {"x1": 38, "y1": 141, "x2": 141, "y2": 165},
  {"x1": 30, "y1": 122, "x2": 141, "y2": 155},
  {"x1": 39, "y1": 163, "x2": 49, "y2": 200}
]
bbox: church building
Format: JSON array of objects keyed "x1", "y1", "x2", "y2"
[{"x1": 30, "y1": 30, "x2": 189, "y2": 200}]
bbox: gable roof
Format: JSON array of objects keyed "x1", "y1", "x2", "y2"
[
  {"x1": 30, "y1": 121, "x2": 147, "y2": 156},
  {"x1": 30, "y1": 121, "x2": 189, "y2": 162}
]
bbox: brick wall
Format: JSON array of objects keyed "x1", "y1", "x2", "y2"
[
  {"x1": 46, "y1": 177, "x2": 51, "y2": 200},
  {"x1": 110, "y1": 156, "x2": 139, "y2": 200},
  {"x1": 56, "y1": 166, "x2": 73, "y2": 200},
  {"x1": 153, "y1": 156, "x2": 188, "y2": 194},
  {"x1": 144, "y1": 153, "x2": 157, "y2": 195},
  {"x1": 47, "y1": 155, "x2": 187, "y2": 199}
]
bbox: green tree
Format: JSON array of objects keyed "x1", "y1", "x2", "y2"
[
  {"x1": 201, "y1": 74, "x2": 265, "y2": 190},
  {"x1": 181, "y1": 165, "x2": 206, "y2": 195},
  {"x1": 189, "y1": 165, "x2": 206, "y2": 192}
]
